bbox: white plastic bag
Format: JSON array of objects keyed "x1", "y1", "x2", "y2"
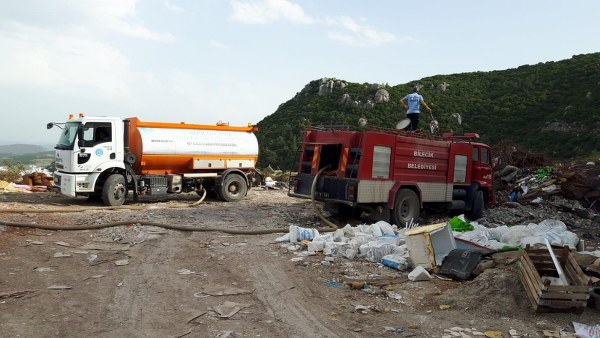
[
  {"x1": 363, "y1": 242, "x2": 396, "y2": 263},
  {"x1": 500, "y1": 225, "x2": 534, "y2": 246},
  {"x1": 289, "y1": 225, "x2": 319, "y2": 242}
]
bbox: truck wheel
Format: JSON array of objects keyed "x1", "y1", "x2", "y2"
[
  {"x1": 391, "y1": 189, "x2": 420, "y2": 227},
  {"x1": 220, "y1": 174, "x2": 247, "y2": 202},
  {"x1": 468, "y1": 190, "x2": 484, "y2": 221},
  {"x1": 102, "y1": 174, "x2": 127, "y2": 206}
]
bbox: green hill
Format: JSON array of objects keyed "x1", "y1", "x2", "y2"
[
  {"x1": 0, "y1": 144, "x2": 49, "y2": 155},
  {"x1": 256, "y1": 53, "x2": 600, "y2": 170},
  {"x1": 0, "y1": 150, "x2": 55, "y2": 167}
]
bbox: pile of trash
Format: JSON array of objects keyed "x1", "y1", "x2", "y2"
[
  {"x1": 454, "y1": 217, "x2": 580, "y2": 250},
  {"x1": 260, "y1": 177, "x2": 289, "y2": 190},
  {"x1": 276, "y1": 216, "x2": 598, "y2": 276},
  {"x1": 0, "y1": 169, "x2": 54, "y2": 193},
  {"x1": 495, "y1": 161, "x2": 600, "y2": 209},
  {"x1": 0, "y1": 180, "x2": 39, "y2": 193}
]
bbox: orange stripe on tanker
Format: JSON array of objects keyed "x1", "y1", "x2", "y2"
[{"x1": 311, "y1": 146, "x2": 319, "y2": 169}]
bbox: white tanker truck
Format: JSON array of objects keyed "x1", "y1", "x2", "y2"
[{"x1": 47, "y1": 113, "x2": 260, "y2": 206}]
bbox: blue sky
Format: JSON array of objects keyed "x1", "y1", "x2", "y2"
[{"x1": 0, "y1": 0, "x2": 598, "y2": 145}]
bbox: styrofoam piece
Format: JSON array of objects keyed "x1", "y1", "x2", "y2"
[
  {"x1": 307, "y1": 241, "x2": 325, "y2": 252},
  {"x1": 408, "y1": 266, "x2": 431, "y2": 281},
  {"x1": 378, "y1": 235, "x2": 400, "y2": 246},
  {"x1": 323, "y1": 242, "x2": 348, "y2": 256}
]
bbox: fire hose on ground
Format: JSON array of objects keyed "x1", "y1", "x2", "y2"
[{"x1": 0, "y1": 169, "x2": 338, "y2": 235}]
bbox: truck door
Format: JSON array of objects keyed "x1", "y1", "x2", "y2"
[
  {"x1": 77, "y1": 122, "x2": 116, "y2": 172},
  {"x1": 471, "y1": 145, "x2": 495, "y2": 203}
]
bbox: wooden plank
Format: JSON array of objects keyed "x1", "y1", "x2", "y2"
[
  {"x1": 517, "y1": 263, "x2": 540, "y2": 311},
  {"x1": 559, "y1": 246, "x2": 570, "y2": 267},
  {"x1": 538, "y1": 291, "x2": 590, "y2": 301},
  {"x1": 531, "y1": 262, "x2": 559, "y2": 270},
  {"x1": 567, "y1": 253, "x2": 592, "y2": 285},
  {"x1": 538, "y1": 299, "x2": 587, "y2": 308},
  {"x1": 519, "y1": 261, "x2": 541, "y2": 301},
  {"x1": 563, "y1": 260, "x2": 583, "y2": 285},
  {"x1": 520, "y1": 254, "x2": 545, "y2": 292},
  {"x1": 545, "y1": 284, "x2": 592, "y2": 293}
]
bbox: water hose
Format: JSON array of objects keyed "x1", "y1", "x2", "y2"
[
  {"x1": 310, "y1": 166, "x2": 338, "y2": 230},
  {"x1": 0, "y1": 171, "x2": 340, "y2": 234}
]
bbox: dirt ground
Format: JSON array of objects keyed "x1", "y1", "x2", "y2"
[{"x1": 1, "y1": 189, "x2": 599, "y2": 338}]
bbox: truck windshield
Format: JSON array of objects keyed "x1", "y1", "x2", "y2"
[{"x1": 55, "y1": 122, "x2": 80, "y2": 150}]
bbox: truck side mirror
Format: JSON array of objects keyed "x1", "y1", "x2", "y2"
[
  {"x1": 77, "y1": 124, "x2": 85, "y2": 149},
  {"x1": 47, "y1": 122, "x2": 54, "y2": 129}
]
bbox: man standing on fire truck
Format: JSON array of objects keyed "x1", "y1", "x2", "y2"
[{"x1": 400, "y1": 86, "x2": 432, "y2": 131}]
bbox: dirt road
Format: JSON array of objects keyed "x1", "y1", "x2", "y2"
[{"x1": 1, "y1": 189, "x2": 598, "y2": 338}]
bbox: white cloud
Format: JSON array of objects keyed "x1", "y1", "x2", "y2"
[
  {"x1": 229, "y1": 2, "x2": 397, "y2": 47},
  {"x1": 230, "y1": 0, "x2": 315, "y2": 24},
  {"x1": 164, "y1": 0, "x2": 184, "y2": 13},
  {"x1": 327, "y1": 16, "x2": 396, "y2": 47},
  {"x1": 209, "y1": 39, "x2": 231, "y2": 50},
  {"x1": 0, "y1": 22, "x2": 131, "y2": 98},
  {"x1": 68, "y1": 0, "x2": 175, "y2": 42}
]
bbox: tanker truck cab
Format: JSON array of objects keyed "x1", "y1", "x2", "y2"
[{"x1": 51, "y1": 115, "x2": 125, "y2": 200}]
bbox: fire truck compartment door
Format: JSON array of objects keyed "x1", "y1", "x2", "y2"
[{"x1": 449, "y1": 144, "x2": 472, "y2": 184}]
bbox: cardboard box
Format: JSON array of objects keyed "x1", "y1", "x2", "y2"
[
  {"x1": 405, "y1": 222, "x2": 456, "y2": 269},
  {"x1": 21, "y1": 175, "x2": 33, "y2": 186}
]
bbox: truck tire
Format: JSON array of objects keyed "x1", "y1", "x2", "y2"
[
  {"x1": 102, "y1": 174, "x2": 127, "y2": 206},
  {"x1": 220, "y1": 174, "x2": 247, "y2": 202},
  {"x1": 391, "y1": 189, "x2": 420, "y2": 227},
  {"x1": 468, "y1": 190, "x2": 484, "y2": 221}
]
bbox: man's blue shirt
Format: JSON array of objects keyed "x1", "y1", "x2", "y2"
[{"x1": 404, "y1": 93, "x2": 423, "y2": 113}]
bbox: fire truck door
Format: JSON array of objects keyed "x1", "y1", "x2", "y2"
[{"x1": 448, "y1": 143, "x2": 472, "y2": 184}]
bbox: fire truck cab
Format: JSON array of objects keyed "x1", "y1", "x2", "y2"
[{"x1": 289, "y1": 126, "x2": 495, "y2": 226}]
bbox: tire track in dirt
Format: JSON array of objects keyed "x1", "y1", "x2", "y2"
[
  {"x1": 247, "y1": 249, "x2": 360, "y2": 338},
  {"x1": 98, "y1": 232, "x2": 193, "y2": 337}
]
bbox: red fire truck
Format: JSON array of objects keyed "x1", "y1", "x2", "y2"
[{"x1": 288, "y1": 126, "x2": 495, "y2": 225}]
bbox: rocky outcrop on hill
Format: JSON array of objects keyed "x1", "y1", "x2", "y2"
[
  {"x1": 374, "y1": 89, "x2": 390, "y2": 103},
  {"x1": 318, "y1": 78, "x2": 347, "y2": 95}
]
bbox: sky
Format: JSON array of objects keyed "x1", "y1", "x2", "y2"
[{"x1": 0, "y1": 0, "x2": 599, "y2": 146}]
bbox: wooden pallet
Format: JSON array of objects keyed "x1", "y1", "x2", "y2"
[{"x1": 517, "y1": 245, "x2": 593, "y2": 313}]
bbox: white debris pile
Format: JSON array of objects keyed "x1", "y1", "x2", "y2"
[
  {"x1": 276, "y1": 222, "x2": 412, "y2": 270},
  {"x1": 453, "y1": 218, "x2": 580, "y2": 250}
]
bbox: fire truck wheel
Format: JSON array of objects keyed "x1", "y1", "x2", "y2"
[
  {"x1": 392, "y1": 189, "x2": 420, "y2": 226},
  {"x1": 220, "y1": 174, "x2": 247, "y2": 202},
  {"x1": 469, "y1": 190, "x2": 484, "y2": 220},
  {"x1": 102, "y1": 174, "x2": 127, "y2": 206}
]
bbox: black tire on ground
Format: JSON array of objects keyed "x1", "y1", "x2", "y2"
[
  {"x1": 219, "y1": 174, "x2": 248, "y2": 202},
  {"x1": 390, "y1": 189, "x2": 420, "y2": 227},
  {"x1": 468, "y1": 190, "x2": 484, "y2": 221},
  {"x1": 102, "y1": 174, "x2": 127, "y2": 206}
]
